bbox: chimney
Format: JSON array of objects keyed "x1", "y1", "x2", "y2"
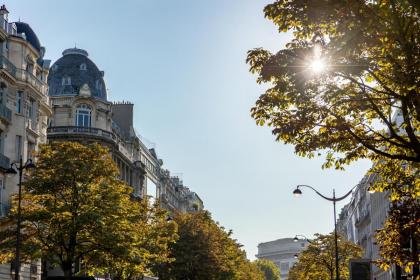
[{"x1": 0, "y1": 5, "x2": 9, "y2": 21}]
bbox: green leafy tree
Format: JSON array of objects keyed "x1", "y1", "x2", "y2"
[
  {"x1": 246, "y1": 0, "x2": 420, "y2": 169},
  {"x1": 154, "y1": 211, "x2": 264, "y2": 280},
  {"x1": 0, "y1": 142, "x2": 177, "y2": 280},
  {"x1": 247, "y1": 0, "x2": 420, "y2": 273},
  {"x1": 288, "y1": 233, "x2": 363, "y2": 280},
  {"x1": 254, "y1": 259, "x2": 281, "y2": 280}
]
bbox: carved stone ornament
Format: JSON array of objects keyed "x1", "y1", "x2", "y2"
[{"x1": 79, "y1": 83, "x2": 91, "y2": 97}]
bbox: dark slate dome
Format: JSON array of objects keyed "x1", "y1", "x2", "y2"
[
  {"x1": 48, "y1": 48, "x2": 107, "y2": 100},
  {"x1": 15, "y1": 22, "x2": 41, "y2": 53}
]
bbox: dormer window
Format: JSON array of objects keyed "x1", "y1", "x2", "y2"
[
  {"x1": 62, "y1": 76, "x2": 71, "y2": 86},
  {"x1": 80, "y1": 63, "x2": 87, "y2": 71},
  {"x1": 52, "y1": 64, "x2": 58, "y2": 71}
]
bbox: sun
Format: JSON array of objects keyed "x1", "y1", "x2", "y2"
[{"x1": 309, "y1": 59, "x2": 326, "y2": 73}]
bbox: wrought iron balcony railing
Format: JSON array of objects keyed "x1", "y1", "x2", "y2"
[{"x1": 0, "y1": 55, "x2": 16, "y2": 77}]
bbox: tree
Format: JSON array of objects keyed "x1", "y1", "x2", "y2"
[
  {"x1": 246, "y1": 0, "x2": 420, "y2": 169},
  {"x1": 0, "y1": 142, "x2": 177, "y2": 279},
  {"x1": 288, "y1": 233, "x2": 363, "y2": 280},
  {"x1": 247, "y1": 1, "x2": 420, "y2": 274},
  {"x1": 254, "y1": 259, "x2": 281, "y2": 280},
  {"x1": 82, "y1": 200, "x2": 178, "y2": 279},
  {"x1": 375, "y1": 196, "x2": 420, "y2": 278},
  {"x1": 153, "y1": 211, "x2": 264, "y2": 280}
]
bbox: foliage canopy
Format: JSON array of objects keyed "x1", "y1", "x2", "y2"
[
  {"x1": 288, "y1": 233, "x2": 363, "y2": 280},
  {"x1": 247, "y1": 0, "x2": 420, "y2": 169},
  {"x1": 254, "y1": 258, "x2": 281, "y2": 280},
  {"x1": 153, "y1": 211, "x2": 264, "y2": 280},
  {"x1": 0, "y1": 142, "x2": 177, "y2": 279}
]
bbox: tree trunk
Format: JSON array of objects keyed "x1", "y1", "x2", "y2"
[
  {"x1": 412, "y1": 236, "x2": 419, "y2": 279},
  {"x1": 61, "y1": 261, "x2": 73, "y2": 280}
]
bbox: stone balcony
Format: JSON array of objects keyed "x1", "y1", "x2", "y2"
[{"x1": 0, "y1": 55, "x2": 49, "y2": 104}]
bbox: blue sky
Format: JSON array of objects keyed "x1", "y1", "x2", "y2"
[{"x1": 9, "y1": 0, "x2": 371, "y2": 259}]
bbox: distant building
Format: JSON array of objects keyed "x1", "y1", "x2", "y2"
[
  {"x1": 158, "y1": 169, "x2": 203, "y2": 213},
  {"x1": 256, "y1": 238, "x2": 308, "y2": 280},
  {"x1": 0, "y1": 4, "x2": 51, "y2": 279}
]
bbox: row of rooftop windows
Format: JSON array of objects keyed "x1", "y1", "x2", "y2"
[{"x1": 52, "y1": 63, "x2": 87, "y2": 72}]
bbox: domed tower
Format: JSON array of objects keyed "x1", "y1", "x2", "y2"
[{"x1": 47, "y1": 48, "x2": 111, "y2": 132}]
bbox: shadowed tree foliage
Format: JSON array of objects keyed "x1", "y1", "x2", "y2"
[
  {"x1": 246, "y1": 0, "x2": 420, "y2": 169},
  {"x1": 375, "y1": 196, "x2": 420, "y2": 277},
  {"x1": 153, "y1": 211, "x2": 264, "y2": 280},
  {"x1": 254, "y1": 259, "x2": 281, "y2": 280},
  {"x1": 288, "y1": 233, "x2": 363, "y2": 280},
  {"x1": 0, "y1": 142, "x2": 177, "y2": 280}
]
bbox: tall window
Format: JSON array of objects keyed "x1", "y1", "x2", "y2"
[
  {"x1": 0, "y1": 83, "x2": 6, "y2": 105},
  {"x1": 76, "y1": 104, "x2": 92, "y2": 127},
  {"x1": 0, "y1": 130, "x2": 3, "y2": 154},
  {"x1": 27, "y1": 97, "x2": 35, "y2": 119},
  {"x1": 16, "y1": 91, "x2": 22, "y2": 113},
  {"x1": 15, "y1": 135, "x2": 22, "y2": 161},
  {"x1": 27, "y1": 141, "x2": 35, "y2": 160},
  {"x1": 0, "y1": 178, "x2": 4, "y2": 217}
]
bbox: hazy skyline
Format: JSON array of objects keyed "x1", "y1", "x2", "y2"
[{"x1": 9, "y1": 0, "x2": 372, "y2": 258}]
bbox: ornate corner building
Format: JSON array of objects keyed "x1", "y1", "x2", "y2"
[{"x1": 0, "y1": 4, "x2": 203, "y2": 280}]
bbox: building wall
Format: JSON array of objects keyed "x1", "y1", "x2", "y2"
[
  {"x1": 0, "y1": 5, "x2": 50, "y2": 280},
  {"x1": 256, "y1": 238, "x2": 308, "y2": 280}
]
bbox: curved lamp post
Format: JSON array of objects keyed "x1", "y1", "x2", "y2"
[
  {"x1": 293, "y1": 234, "x2": 313, "y2": 259},
  {"x1": 6, "y1": 157, "x2": 36, "y2": 280},
  {"x1": 292, "y1": 184, "x2": 357, "y2": 280}
]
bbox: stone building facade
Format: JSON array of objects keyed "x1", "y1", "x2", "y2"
[
  {"x1": 158, "y1": 169, "x2": 204, "y2": 213},
  {"x1": 46, "y1": 47, "x2": 203, "y2": 213},
  {"x1": 0, "y1": 5, "x2": 51, "y2": 280},
  {"x1": 256, "y1": 238, "x2": 309, "y2": 280},
  {"x1": 337, "y1": 174, "x2": 395, "y2": 280},
  {"x1": 46, "y1": 48, "x2": 158, "y2": 197}
]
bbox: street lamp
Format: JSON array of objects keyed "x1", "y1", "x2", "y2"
[
  {"x1": 6, "y1": 157, "x2": 36, "y2": 280},
  {"x1": 292, "y1": 184, "x2": 357, "y2": 280},
  {"x1": 293, "y1": 234, "x2": 312, "y2": 259},
  {"x1": 293, "y1": 234, "x2": 312, "y2": 243}
]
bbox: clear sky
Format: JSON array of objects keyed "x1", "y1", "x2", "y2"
[{"x1": 9, "y1": 0, "x2": 371, "y2": 259}]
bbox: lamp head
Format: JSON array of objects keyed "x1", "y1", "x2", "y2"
[
  {"x1": 25, "y1": 159, "x2": 36, "y2": 169},
  {"x1": 293, "y1": 187, "x2": 302, "y2": 197},
  {"x1": 294, "y1": 253, "x2": 298, "y2": 259},
  {"x1": 293, "y1": 236, "x2": 299, "y2": 242},
  {"x1": 6, "y1": 164, "x2": 17, "y2": 175}
]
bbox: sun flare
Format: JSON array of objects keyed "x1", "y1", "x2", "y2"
[{"x1": 309, "y1": 59, "x2": 326, "y2": 73}]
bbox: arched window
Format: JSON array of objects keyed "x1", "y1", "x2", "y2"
[
  {"x1": 75, "y1": 104, "x2": 92, "y2": 127},
  {"x1": 80, "y1": 63, "x2": 87, "y2": 70}
]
